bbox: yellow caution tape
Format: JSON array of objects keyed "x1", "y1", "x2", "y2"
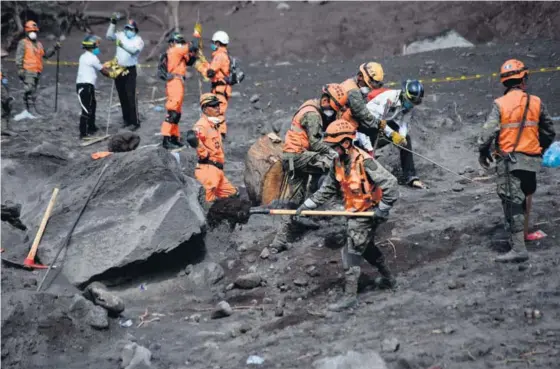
[{"x1": 3, "y1": 57, "x2": 560, "y2": 84}]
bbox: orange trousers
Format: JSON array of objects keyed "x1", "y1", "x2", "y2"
[
  {"x1": 161, "y1": 78, "x2": 184, "y2": 137},
  {"x1": 195, "y1": 163, "x2": 237, "y2": 202}
]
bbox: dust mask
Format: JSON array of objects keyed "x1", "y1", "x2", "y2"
[
  {"x1": 124, "y1": 30, "x2": 135, "y2": 39},
  {"x1": 208, "y1": 117, "x2": 222, "y2": 124},
  {"x1": 28, "y1": 32, "x2": 37, "y2": 40},
  {"x1": 360, "y1": 86, "x2": 370, "y2": 95},
  {"x1": 211, "y1": 44, "x2": 218, "y2": 51},
  {"x1": 322, "y1": 109, "x2": 335, "y2": 118}
]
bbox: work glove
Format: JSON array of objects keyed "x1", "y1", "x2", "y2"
[
  {"x1": 206, "y1": 69, "x2": 216, "y2": 78},
  {"x1": 478, "y1": 150, "x2": 494, "y2": 169},
  {"x1": 391, "y1": 131, "x2": 407, "y2": 146},
  {"x1": 116, "y1": 39, "x2": 123, "y2": 48},
  {"x1": 373, "y1": 201, "x2": 391, "y2": 223},
  {"x1": 18, "y1": 69, "x2": 25, "y2": 80},
  {"x1": 110, "y1": 12, "x2": 120, "y2": 24},
  {"x1": 295, "y1": 199, "x2": 318, "y2": 217}
]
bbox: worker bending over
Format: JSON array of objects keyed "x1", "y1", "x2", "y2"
[
  {"x1": 269, "y1": 84, "x2": 346, "y2": 253},
  {"x1": 187, "y1": 93, "x2": 238, "y2": 202},
  {"x1": 297, "y1": 119, "x2": 399, "y2": 311},
  {"x1": 478, "y1": 59, "x2": 555, "y2": 263},
  {"x1": 14, "y1": 21, "x2": 60, "y2": 120}
]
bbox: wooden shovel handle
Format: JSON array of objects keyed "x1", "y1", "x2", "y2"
[
  {"x1": 27, "y1": 188, "x2": 59, "y2": 260},
  {"x1": 268, "y1": 209, "x2": 374, "y2": 217}
]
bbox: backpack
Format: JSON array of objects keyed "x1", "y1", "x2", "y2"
[
  {"x1": 224, "y1": 55, "x2": 245, "y2": 86},
  {"x1": 157, "y1": 52, "x2": 169, "y2": 81}
]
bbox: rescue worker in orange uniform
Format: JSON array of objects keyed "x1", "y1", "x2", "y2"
[
  {"x1": 297, "y1": 119, "x2": 399, "y2": 311},
  {"x1": 196, "y1": 31, "x2": 233, "y2": 138},
  {"x1": 186, "y1": 93, "x2": 239, "y2": 202},
  {"x1": 478, "y1": 59, "x2": 555, "y2": 263},
  {"x1": 160, "y1": 32, "x2": 199, "y2": 150},
  {"x1": 15, "y1": 21, "x2": 60, "y2": 119},
  {"x1": 268, "y1": 84, "x2": 346, "y2": 253}
]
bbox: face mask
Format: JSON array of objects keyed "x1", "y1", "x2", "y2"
[
  {"x1": 124, "y1": 30, "x2": 135, "y2": 39},
  {"x1": 322, "y1": 109, "x2": 335, "y2": 118},
  {"x1": 210, "y1": 43, "x2": 218, "y2": 51},
  {"x1": 28, "y1": 32, "x2": 37, "y2": 40},
  {"x1": 360, "y1": 86, "x2": 371, "y2": 95},
  {"x1": 208, "y1": 117, "x2": 221, "y2": 124},
  {"x1": 92, "y1": 48, "x2": 100, "y2": 56}
]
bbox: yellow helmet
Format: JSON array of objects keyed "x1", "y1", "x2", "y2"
[
  {"x1": 199, "y1": 93, "x2": 220, "y2": 108},
  {"x1": 324, "y1": 119, "x2": 356, "y2": 144},
  {"x1": 359, "y1": 62, "x2": 384, "y2": 89}
]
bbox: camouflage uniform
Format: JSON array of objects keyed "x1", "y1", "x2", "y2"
[
  {"x1": 270, "y1": 109, "x2": 337, "y2": 252},
  {"x1": 308, "y1": 152, "x2": 399, "y2": 311},
  {"x1": 479, "y1": 90, "x2": 555, "y2": 260},
  {"x1": 15, "y1": 39, "x2": 56, "y2": 109},
  {"x1": 346, "y1": 81, "x2": 385, "y2": 132}
]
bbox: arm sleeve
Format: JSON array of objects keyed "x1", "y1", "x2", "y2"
[
  {"x1": 478, "y1": 103, "x2": 501, "y2": 154},
  {"x1": 44, "y1": 46, "x2": 56, "y2": 59},
  {"x1": 194, "y1": 126, "x2": 210, "y2": 159},
  {"x1": 347, "y1": 89, "x2": 383, "y2": 129},
  {"x1": 92, "y1": 56, "x2": 103, "y2": 71},
  {"x1": 119, "y1": 36, "x2": 144, "y2": 55},
  {"x1": 363, "y1": 158, "x2": 399, "y2": 206},
  {"x1": 309, "y1": 167, "x2": 340, "y2": 206},
  {"x1": 106, "y1": 24, "x2": 117, "y2": 40},
  {"x1": 301, "y1": 112, "x2": 336, "y2": 155},
  {"x1": 15, "y1": 40, "x2": 25, "y2": 69},
  {"x1": 356, "y1": 132, "x2": 373, "y2": 151},
  {"x1": 539, "y1": 102, "x2": 557, "y2": 152}
]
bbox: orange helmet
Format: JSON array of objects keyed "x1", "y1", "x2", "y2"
[
  {"x1": 324, "y1": 119, "x2": 357, "y2": 144},
  {"x1": 500, "y1": 59, "x2": 528, "y2": 83},
  {"x1": 24, "y1": 21, "x2": 39, "y2": 32},
  {"x1": 200, "y1": 93, "x2": 220, "y2": 108},
  {"x1": 359, "y1": 62, "x2": 384, "y2": 89},
  {"x1": 322, "y1": 84, "x2": 348, "y2": 112}
]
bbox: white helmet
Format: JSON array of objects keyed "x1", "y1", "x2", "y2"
[{"x1": 211, "y1": 31, "x2": 229, "y2": 45}]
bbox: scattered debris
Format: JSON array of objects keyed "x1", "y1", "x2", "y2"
[
  {"x1": 235, "y1": 273, "x2": 262, "y2": 289},
  {"x1": 294, "y1": 278, "x2": 309, "y2": 287},
  {"x1": 120, "y1": 342, "x2": 152, "y2": 369},
  {"x1": 381, "y1": 337, "x2": 400, "y2": 353},
  {"x1": 137, "y1": 308, "x2": 162, "y2": 328},
  {"x1": 452, "y1": 183, "x2": 465, "y2": 192},
  {"x1": 306, "y1": 265, "x2": 320, "y2": 277},
  {"x1": 250, "y1": 94, "x2": 260, "y2": 103},
  {"x1": 247, "y1": 355, "x2": 265, "y2": 365},
  {"x1": 524, "y1": 308, "x2": 542, "y2": 320},
  {"x1": 276, "y1": 2, "x2": 290, "y2": 11},
  {"x1": 119, "y1": 319, "x2": 133, "y2": 328},
  {"x1": 211, "y1": 301, "x2": 233, "y2": 319},
  {"x1": 260, "y1": 247, "x2": 270, "y2": 259},
  {"x1": 447, "y1": 279, "x2": 466, "y2": 290}
]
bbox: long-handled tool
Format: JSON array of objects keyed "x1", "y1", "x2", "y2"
[
  {"x1": 250, "y1": 208, "x2": 374, "y2": 217},
  {"x1": 54, "y1": 47, "x2": 60, "y2": 112},
  {"x1": 37, "y1": 164, "x2": 109, "y2": 291},
  {"x1": 24, "y1": 188, "x2": 60, "y2": 269}
]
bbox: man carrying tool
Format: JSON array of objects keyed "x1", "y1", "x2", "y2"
[
  {"x1": 106, "y1": 15, "x2": 144, "y2": 131},
  {"x1": 195, "y1": 30, "x2": 235, "y2": 138},
  {"x1": 297, "y1": 119, "x2": 399, "y2": 311},
  {"x1": 366, "y1": 79, "x2": 426, "y2": 188},
  {"x1": 268, "y1": 84, "x2": 346, "y2": 253},
  {"x1": 159, "y1": 32, "x2": 200, "y2": 150},
  {"x1": 76, "y1": 35, "x2": 112, "y2": 140},
  {"x1": 14, "y1": 20, "x2": 60, "y2": 120},
  {"x1": 478, "y1": 59, "x2": 555, "y2": 263},
  {"x1": 186, "y1": 93, "x2": 238, "y2": 202}
]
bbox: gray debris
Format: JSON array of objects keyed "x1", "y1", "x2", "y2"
[
  {"x1": 447, "y1": 279, "x2": 466, "y2": 290},
  {"x1": 235, "y1": 273, "x2": 262, "y2": 289},
  {"x1": 452, "y1": 183, "x2": 464, "y2": 192},
  {"x1": 381, "y1": 337, "x2": 400, "y2": 353},
  {"x1": 185, "y1": 264, "x2": 193, "y2": 275},
  {"x1": 83, "y1": 282, "x2": 125, "y2": 314},
  {"x1": 294, "y1": 278, "x2": 309, "y2": 287},
  {"x1": 211, "y1": 301, "x2": 233, "y2": 319},
  {"x1": 250, "y1": 94, "x2": 260, "y2": 103},
  {"x1": 313, "y1": 350, "x2": 388, "y2": 369},
  {"x1": 276, "y1": 2, "x2": 291, "y2": 11},
  {"x1": 121, "y1": 342, "x2": 152, "y2": 369},
  {"x1": 69, "y1": 294, "x2": 109, "y2": 329},
  {"x1": 306, "y1": 265, "x2": 320, "y2": 277},
  {"x1": 187, "y1": 262, "x2": 225, "y2": 287},
  {"x1": 260, "y1": 247, "x2": 270, "y2": 259}
]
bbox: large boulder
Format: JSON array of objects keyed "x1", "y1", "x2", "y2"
[{"x1": 21, "y1": 146, "x2": 206, "y2": 287}]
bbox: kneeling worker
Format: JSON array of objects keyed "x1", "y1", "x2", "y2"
[
  {"x1": 187, "y1": 93, "x2": 238, "y2": 202},
  {"x1": 297, "y1": 119, "x2": 399, "y2": 311}
]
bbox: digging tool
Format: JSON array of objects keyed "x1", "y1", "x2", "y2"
[
  {"x1": 23, "y1": 187, "x2": 60, "y2": 269},
  {"x1": 250, "y1": 208, "x2": 374, "y2": 217},
  {"x1": 37, "y1": 163, "x2": 109, "y2": 292},
  {"x1": 54, "y1": 47, "x2": 60, "y2": 112}
]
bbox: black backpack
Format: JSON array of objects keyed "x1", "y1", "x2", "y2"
[
  {"x1": 157, "y1": 52, "x2": 169, "y2": 81},
  {"x1": 224, "y1": 54, "x2": 245, "y2": 85}
]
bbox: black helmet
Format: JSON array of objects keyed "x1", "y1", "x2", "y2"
[
  {"x1": 401, "y1": 79, "x2": 424, "y2": 105},
  {"x1": 168, "y1": 32, "x2": 186, "y2": 44}
]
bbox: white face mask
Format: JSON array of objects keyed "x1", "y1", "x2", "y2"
[
  {"x1": 28, "y1": 32, "x2": 37, "y2": 40},
  {"x1": 208, "y1": 117, "x2": 222, "y2": 124},
  {"x1": 360, "y1": 86, "x2": 371, "y2": 95},
  {"x1": 322, "y1": 109, "x2": 335, "y2": 118}
]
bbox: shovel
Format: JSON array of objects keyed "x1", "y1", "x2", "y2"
[{"x1": 249, "y1": 208, "x2": 374, "y2": 217}]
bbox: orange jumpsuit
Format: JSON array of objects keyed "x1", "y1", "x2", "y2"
[
  {"x1": 160, "y1": 45, "x2": 193, "y2": 140},
  {"x1": 193, "y1": 114, "x2": 238, "y2": 202},
  {"x1": 198, "y1": 46, "x2": 231, "y2": 136}
]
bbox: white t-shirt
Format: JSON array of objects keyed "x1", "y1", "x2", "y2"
[
  {"x1": 76, "y1": 51, "x2": 103, "y2": 86},
  {"x1": 106, "y1": 24, "x2": 144, "y2": 67},
  {"x1": 366, "y1": 89, "x2": 411, "y2": 138}
]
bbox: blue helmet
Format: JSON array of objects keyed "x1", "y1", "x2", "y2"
[{"x1": 401, "y1": 79, "x2": 424, "y2": 105}]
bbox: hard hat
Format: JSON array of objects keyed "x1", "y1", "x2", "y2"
[
  {"x1": 359, "y1": 62, "x2": 384, "y2": 89},
  {"x1": 322, "y1": 84, "x2": 348, "y2": 112},
  {"x1": 500, "y1": 59, "x2": 528, "y2": 83},
  {"x1": 323, "y1": 119, "x2": 357, "y2": 144},
  {"x1": 24, "y1": 21, "x2": 39, "y2": 32},
  {"x1": 168, "y1": 32, "x2": 186, "y2": 44},
  {"x1": 211, "y1": 31, "x2": 229, "y2": 45},
  {"x1": 401, "y1": 79, "x2": 424, "y2": 105},
  {"x1": 82, "y1": 35, "x2": 101, "y2": 49},
  {"x1": 124, "y1": 19, "x2": 139, "y2": 32},
  {"x1": 200, "y1": 93, "x2": 221, "y2": 108}
]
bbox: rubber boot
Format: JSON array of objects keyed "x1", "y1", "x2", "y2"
[
  {"x1": 495, "y1": 231, "x2": 529, "y2": 263},
  {"x1": 170, "y1": 136, "x2": 185, "y2": 149},
  {"x1": 328, "y1": 266, "x2": 359, "y2": 312},
  {"x1": 162, "y1": 136, "x2": 182, "y2": 150},
  {"x1": 374, "y1": 260, "x2": 397, "y2": 289},
  {"x1": 270, "y1": 231, "x2": 289, "y2": 253}
]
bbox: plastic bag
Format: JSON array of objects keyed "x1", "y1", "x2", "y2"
[{"x1": 542, "y1": 141, "x2": 560, "y2": 168}]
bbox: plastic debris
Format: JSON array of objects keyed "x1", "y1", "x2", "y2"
[
  {"x1": 139, "y1": 283, "x2": 147, "y2": 291},
  {"x1": 542, "y1": 141, "x2": 560, "y2": 168},
  {"x1": 526, "y1": 230, "x2": 547, "y2": 241},
  {"x1": 119, "y1": 319, "x2": 133, "y2": 327},
  {"x1": 246, "y1": 355, "x2": 264, "y2": 365},
  {"x1": 153, "y1": 105, "x2": 164, "y2": 112}
]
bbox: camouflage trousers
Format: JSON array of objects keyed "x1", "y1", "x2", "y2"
[
  {"x1": 343, "y1": 217, "x2": 384, "y2": 269},
  {"x1": 21, "y1": 71, "x2": 40, "y2": 108},
  {"x1": 496, "y1": 161, "x2": 536, "y2": 233}
]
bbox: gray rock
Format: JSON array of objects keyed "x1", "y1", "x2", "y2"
[
  {"x1": 276, "y1": 2, "x2": 290, "y2": 10},
  {"x1": 121, "y1": 342, "x2": 152, "y2": 369},
  {"x1": 87, "y1": 305, "x2": 109, "y2": 329},
  {"x1": 464, "y1": 166, "x2": 475, "y2": 173},
  {"x1": 211, "y1": 301, "x2": 233, "y2": 319},
  {"x1": 294, "y1": 278, "x2": 309, "y2": 287},
  {"x1": 226, "y1": 283, "x2": 235, "y2": 291},
  {"x1": 234, "y1": 273, "x2": 262, "y2": 289},
  {"x1": 248, "y1": 265, "x2": 257, "y2": 273},
  {"x1": 447, "y1": 279, "x2": 466, "y2": 290},
  {"x1": 443, "y1": 325, "x2": 455, "y2": 334},
  {"x1": 452, "y1": 183, "x2": 464, "y2": 192},
  {"x1": 306, "y1": 265, "x2": 320, "y2": 277},
  {"x1": 190, "y1": 313, "x2": 201, "y2": 322},
  {"x1": 313, "y1": 350, "x2": 388, "y2": 369},
  {"x1": 227, "y1": 260, "x2": 236, "y2": 270},
  {"x1": 275, "y1": 298, "x2": 285, "y2": 317},
  {"x1": 83, "y1": 282, "x2": 125, "y2": 314},
  {"x1": 187, "y1": 262, "x2": 225, "y2": 287},
  {"x1": 260, "y1": 247, "x2": 270, "y2": 259},
  {"x1": 381, "y1": 337, "x2": 400, "y2": 353},
  {"x1": 69, "y1": 294, "x2": 108, "y2": 329},
  {"x1": 185, "y1": 264, "x2": 193, "y2": 275},
  {"x1": 249, "y1": 94, "x2": 260, "y2": 103}
]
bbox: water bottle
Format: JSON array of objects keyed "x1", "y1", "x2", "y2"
[{"x1": 542, "y1": 141, "x2": 560, "y2": 168}]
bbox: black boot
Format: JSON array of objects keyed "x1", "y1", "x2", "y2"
[
  {"x1": 163, "y1": 136, "x2": 181, "y2": 150},
  {"x1": 170, "y1": 136, "x2": 185, "y2": 149},
  {"x1": 363, "y1": 243, "x2": 396, "y2": 289}
]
